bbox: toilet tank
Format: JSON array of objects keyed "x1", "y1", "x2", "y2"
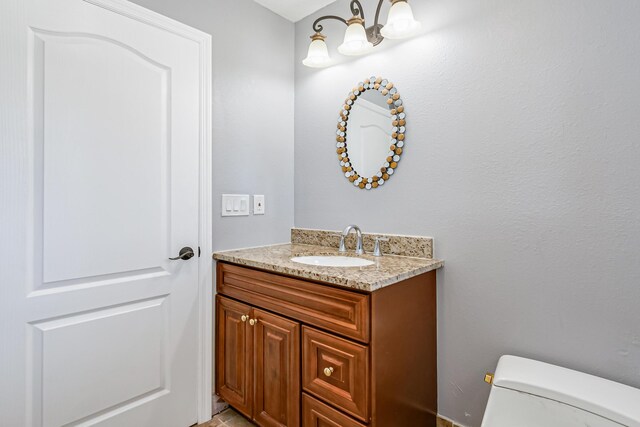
[{"x1": 481, "y1": 356, "x2": 640, "y2": 427}]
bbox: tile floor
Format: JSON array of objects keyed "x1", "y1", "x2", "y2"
[
  {"x1": 436, "y1": 416, "x2": 465, "y2": 427},
  {"x1": 200, "y1": 408, "x2": 255, "y2": 427}
]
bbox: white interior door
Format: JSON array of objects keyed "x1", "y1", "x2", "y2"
[{"x1": 0, "y1": 1, "x2": 211, "y2": 426}]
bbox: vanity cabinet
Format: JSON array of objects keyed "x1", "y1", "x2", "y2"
[{"x1": 215, "y1": 262, "x2": 438, "y2": 427}]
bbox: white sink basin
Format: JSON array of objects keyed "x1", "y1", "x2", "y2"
[{"x1": 290, "y1": 256, "x2": 374, "y2": 268}]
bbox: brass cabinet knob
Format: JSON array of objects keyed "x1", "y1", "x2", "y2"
[
  {"x1": 241, "y1": 315, "x2": 249, "y2": 322},
  {"x1": 323, "y1": 367, "x2": 334, "y2": 377},
  {"x1": 249, "y1": 319, "x2": 257, "y2": 326}
]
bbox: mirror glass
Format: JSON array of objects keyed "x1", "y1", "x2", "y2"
[
  {"x1": 337, "y1": 77, "x2": 406, "y2": 190},
  {"x1": 346, "y1": 91, "x2": 393, "y2": 178}
]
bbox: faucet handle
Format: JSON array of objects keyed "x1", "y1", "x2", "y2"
[
  {"x1": 373, "y1": 237, "x2": 390, "y2": 257},
  {"x1": 332, "y1": 232, "x2": 347, "y2": 252}
]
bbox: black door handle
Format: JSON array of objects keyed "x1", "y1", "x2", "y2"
[{"x1": 169, "y1": 247, "x2": 195, "y2": 261}]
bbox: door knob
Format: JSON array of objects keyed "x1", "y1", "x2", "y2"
[
  {"x1": 323, "y1": 367, "x2": 335, "y2": 377},
  {"x1": 169, "y1": 246, "x2": 195, "y2": 261},
  {"x1": 241, "y1": 315, "x2": 249, "y2": 322}
]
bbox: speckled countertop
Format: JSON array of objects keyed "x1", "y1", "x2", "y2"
[{"x1": 212, "y1": 243, "x2": 444, "y2": 292}]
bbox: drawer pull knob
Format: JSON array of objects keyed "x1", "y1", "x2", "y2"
[
  {"x1": 249, "y1": 319, "x2": 257, "y2": 326},
  {"x1": 323, "y1": 367, "x2": 335, "y2": 377},
  {"x1": 241, "y1": 315, "x2": 249, "y2": 322}
]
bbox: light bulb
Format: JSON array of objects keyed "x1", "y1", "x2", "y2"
[
  {"x1": 337, "y1": 17, "x2": 373, "y2": 56},
  {"x1": 303, "y1": 33, "x2": 331, "y2": 68},
  {"x1": 380, "y1": 0, "x2": 422, "y2": 40}
]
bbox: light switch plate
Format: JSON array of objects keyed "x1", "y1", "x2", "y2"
[
  {"x1": 253, "y1": 195, "x2": 265, "y2": 215},
  {"x1": 221, "y1": 194, "x2": 250, "y2": 216}
]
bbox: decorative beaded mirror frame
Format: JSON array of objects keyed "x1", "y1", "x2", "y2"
[{"x1": 336, "y1": 76, "x2": 406, "y2": 190}]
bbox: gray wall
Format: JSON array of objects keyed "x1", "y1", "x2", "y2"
[
  {"x1": 295, "y1": 0, "x2": 640, "y2": 425},
  {"x1": 130, "y1": 0, "x2": 295, "y2": 251}
]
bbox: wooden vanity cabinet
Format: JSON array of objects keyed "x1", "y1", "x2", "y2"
[{"x1": 215, "y1": 262, "x2": 437, "y2": 427}]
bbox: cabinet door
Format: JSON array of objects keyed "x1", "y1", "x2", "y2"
[
  {"x1": 216, "y1": 296, "x2": 253, "y2": 419},
  {"x1": 253, "y1": 308, "x2": 301, "y2": 427}
]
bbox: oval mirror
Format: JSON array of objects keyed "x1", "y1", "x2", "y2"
[{"x1": 336, "y1": 77, "x2": 406, "y2": 190}]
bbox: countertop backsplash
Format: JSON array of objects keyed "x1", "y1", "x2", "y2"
[{"x1": 291, "y1": 227, "x2": 434, "y2": 259}]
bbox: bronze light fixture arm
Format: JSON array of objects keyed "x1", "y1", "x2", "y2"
[
  {"x1": 312, "y1": 15, "x2": 348, "y2": 33},
  {"x1": 311, "y1": 0, "x2": 388, "y2": 46},
  {"x1": 372, "y1": 0, "x2": 386, "y2": 40},
  {"x1": 350, "y1": 0, "x2": 366, "y2": 21}
]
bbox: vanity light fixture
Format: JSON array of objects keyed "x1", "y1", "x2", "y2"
[
  {"x1": 302, "y1": 33, "x2": 332, "y2": 68},
  {"x1": 302, "y1": 0, "x2": 421, "y2": 68},
  {"x1": 338, "y1": 16, "x2": 373, "y2": 56}
]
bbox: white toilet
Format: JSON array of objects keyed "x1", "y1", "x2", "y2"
[{"x1": 481, "y1": 355, "x2": 640, "y2": 427}]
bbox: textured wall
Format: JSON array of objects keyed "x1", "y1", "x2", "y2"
[
  {"x1": 130, "y1": 0, "x2": 295, "y2": 251},
  {"x1": 295, "y1": 0, "x2": 640, "y2": 425}
]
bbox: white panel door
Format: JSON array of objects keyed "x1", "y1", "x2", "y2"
[{"x1": 0, "y1": 0, "x2": 211, "y2": 426}]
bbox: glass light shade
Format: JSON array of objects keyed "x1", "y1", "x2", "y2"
[
  {"x1": 337, "y1": 22, "x2": 373, "y2": 56},
  {"x1": 302, "y1": 38, "x2": 331, "y2": 68},
  {"x1": 380, "y1": 1, "x2": 422, "y2": 39}
]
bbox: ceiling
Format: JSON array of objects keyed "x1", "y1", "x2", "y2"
[{"x1": 253, "y1": 0, "x2": 340, "y2": 23}]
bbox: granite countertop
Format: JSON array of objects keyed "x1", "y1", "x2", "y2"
[{"x1": 212, "y1": 243, "x2": 444, "y2": 292}]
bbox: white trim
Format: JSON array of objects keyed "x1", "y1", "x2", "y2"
[
  {"x1": 82, "y1": 0, "x2": 214, "y2": 423},
  {"x1": 196, "y1": 29, "x2": 213, "y2": 426}
]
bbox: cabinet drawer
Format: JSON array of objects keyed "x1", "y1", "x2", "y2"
[
  {"x1": 302, "y1": 327, "x2": 369, "y2": 422},
  {"x1": 302, "y1": 393, "x2": 367, "y2": 427},
  {"x1": 217, "y1": 263, "x2": 370, "y2": 343}
]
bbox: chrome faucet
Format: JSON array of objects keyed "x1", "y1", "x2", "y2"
[{"x1": 339, "y1": 224, "x2": 364, "y2": 255}]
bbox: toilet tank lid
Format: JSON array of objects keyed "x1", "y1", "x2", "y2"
[{"x1": 493, "y1": 356, "x2": 640, "y2": 427}]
